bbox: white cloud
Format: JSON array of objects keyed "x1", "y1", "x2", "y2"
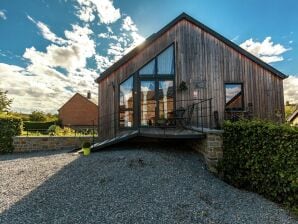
[
  {"x1": 0, "y1": 10, "x2": 7, "y2": 20},
  {"x1": 240, "y1": 37, "x2": 290, "y2": 63},
  {"x1": 122, "y1": 16, "x2": 138, "y2": 32},
  {"x1": 23, "y1": 24, "x2": 95, "y2": 72},
  {"x1": 95, "y1": 55, "x2": 112, "y2": 72},
  {"x1": 1, "y1": 5, "x2": 146, "y2": 113},
  {"x1": 76, "y1": 0, "x2": 121, "y2": 24},
  {"x1": 0, "y1": 63, "x2": 24, "y2": 73},
  {"x1": 0, "y1": 22, "x2": 98, "y2": 113},
  {"x1": 284, "y1": 75, "x2": 298, "y2": 104},
  {"x1": 27, "y1": 16, "x2": 67, "y2": 45}
]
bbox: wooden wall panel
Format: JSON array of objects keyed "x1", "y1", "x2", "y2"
[{"x1": 98, "y1": 19, "x2": 285, "y2": 139}]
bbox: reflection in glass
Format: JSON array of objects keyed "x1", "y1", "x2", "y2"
[
  {"x1": 119, "y1": 76, "x2": 133, "y2": 127},
  {"x1": 157, "y1": 45, "x2": 174, "y2": 75},
  {"x1": 159, "y1": 81, "x2": 174, "y2": 119},
  {"x1": 139, "y1": 60, "x2": 155, "y2": 75},
  {"x1": 120, "y1": 111, "x2": 133, "y2": 128},
  {"x1": 141, "y1": 81, "x2": 155, "y2": 126},
  {"x1": 225, "y1": 84, "x2": 243, "y2": 110}
]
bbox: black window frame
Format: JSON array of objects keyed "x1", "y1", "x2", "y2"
[
  {"x1": 119, "y1": 74, "x2": 135, "y2": 129},
  {"x1": 224, "y1": 82, "x2": 244, "y2": 111},
  {"x1": 138, "y1": 43, "x2": 176, "y2": 127}
]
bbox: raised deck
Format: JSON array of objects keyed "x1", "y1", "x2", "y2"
[{"x1": 91, "y1": 128, "x2": 205, "y2": 151}]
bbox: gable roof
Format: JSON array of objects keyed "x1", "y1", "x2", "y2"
[
  {"x1": 287, "y1": 109, "x2": 298, "y2": 122},
  {"x1": 95, "y1": 13, "x2": 287, "y2": 83},
  {"x1": 58, "y1": 93, "x2": 97, "y2": 112}
]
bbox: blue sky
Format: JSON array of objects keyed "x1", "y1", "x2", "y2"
[{"x1": 0, "y1": 0, "x2": 297, "y2": 113}]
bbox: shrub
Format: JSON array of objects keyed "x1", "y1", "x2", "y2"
[
  {"x1": 221, "y1": 120, "x2": 298, "y2": 211},
  {"x1": 23, "y1": 121, "x2": 57, "y2": 131},
  {"x1": 0, "y1": 115, "x2": 23, "y2": 153},
  {"x1": 47, "y1": 125, "x2": 62, "y2": 136}
]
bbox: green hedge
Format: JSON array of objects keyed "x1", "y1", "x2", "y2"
[
  {"x1": 221, "y1": 120, "x2": 298, "y2": 211},
  {"x1": 0, "y1": 115, "x2": 23, "y2": 153},
  {"x1": 23, "y1": 121, "x2": 57, "y2": 131}
]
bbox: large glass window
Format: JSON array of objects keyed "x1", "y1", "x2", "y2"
[
  {"x1": 139, "y1": 60, "x2": 155, "y2": 75},
  {"x1": 157, "y1": 45, "x2": 174, "y2": 75},
  {"x1": 140, "y1": 81, "x2": 156, "y2": 126},
  {"x1": 158, "y1": 81, "x2": 174, "y2": 119},
  {"x1": 225, "y1": 83, "x2": 243, "y2": 111},
  {"x1": 119, "y1": 76, "x2": 134, "y2": 128}
]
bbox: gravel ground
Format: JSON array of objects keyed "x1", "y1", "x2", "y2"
[{"x1": 0, "y1": 145, "x2": 297, "y2": 224}]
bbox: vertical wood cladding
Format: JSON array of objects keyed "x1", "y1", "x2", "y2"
[{"x1": 98, "y1": 19, "x2": 285, "y2": 139}]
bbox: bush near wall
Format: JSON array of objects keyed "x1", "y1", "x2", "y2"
[
  {"x1": 23, "y1": 121, "x2": 57, "y2": 131},
  {"x1": 221, "y1": 120, "x2": 298, "y2": 211},
  {"x1": 0, "y1": 115, "x2": 23, "y2": 153}
]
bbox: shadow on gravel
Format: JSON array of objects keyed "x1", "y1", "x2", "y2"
[{"x1": 0, "y1": 143, "x2": 296, "y2": 224}]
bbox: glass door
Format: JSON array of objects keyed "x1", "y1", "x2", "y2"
[
  {"x1": 140, "y1": 80, "x2": 156, "y2": 126},
  {"x1": 140, "y1": 80, "x2": 174, "y2": 127},
  {"x1": 158, "y1": 80, "x2": 174, "y2": 121}
]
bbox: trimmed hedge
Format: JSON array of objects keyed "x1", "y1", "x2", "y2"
[
  {"x1": 23, "y1": 121, "x2": 57, "y2": 131},
  {"x1": 0, "y1": 115, "x2": 23, "y2": 153},
  {"x1": 221, "y1": 120, "x2": 298, "y2": 211}
]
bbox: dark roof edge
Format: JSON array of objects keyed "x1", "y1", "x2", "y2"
[{"x1": 95, "y1": 12, "x2": 287, "y2": 83}]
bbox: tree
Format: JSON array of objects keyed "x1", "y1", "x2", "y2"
[
  {"x1": 0, "y1": 89, "x2": 12, "y2": 113},
  {"x1": 29, "y1": 110, "x2": 47, "y2": 121}
]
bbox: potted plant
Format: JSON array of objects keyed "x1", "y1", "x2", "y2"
[
  {"x1": 82, "y1": 141, "x2": 91, "y2": 156},
  {"x1": 178, "y1": 81, "x2": 188, "y2": 92}
]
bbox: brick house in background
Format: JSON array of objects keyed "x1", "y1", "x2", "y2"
[{"x1": 58, "y1": 92, "x2": 98, "y2": 127}]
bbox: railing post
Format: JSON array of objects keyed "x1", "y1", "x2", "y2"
[
  {"x1": 209, "y1": 98, "x2": 212, "y2": 129},
  {"x1": 200, "y1": 101, "x2": 203, "y2": 132},
  {"x1": 92, "y1": 120, "x2": 95, "y2": 145},
  {"x1": 196, "y1": 104, "x2": 199, "y2": 128}
]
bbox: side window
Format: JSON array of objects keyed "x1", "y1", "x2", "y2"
[
  {"x1": 225, "y1": 83, "x2": 244, "y2": 111},
  {"x1": 119, "y1": 76, "x2": 134, "y2": 128}
]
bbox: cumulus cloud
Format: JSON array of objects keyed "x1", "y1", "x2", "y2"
[
  {"x1": 1, "y1": 0, "x2": 146, "y2": 113},
  {"x1": 23, "y1": 24, "x2": 95, "y2": 72},
  {"x1": 122, "y1": 16, "x2": 138, "y2": 32},
  {"x1": 284, "y1": 75, "x2": 298, "y2": 104},
  {"x1": 240, "y1": 37, "x2": 290, "y2": 63},
  {"x1": 0, "y1": 10, "x2": 7, "y2": 20},
  {"x1": 27, "y1": 16, "x2": 67, "y2": 45},
  {"x1": 1, "y1": 22, "x2": 98, "y2": 113},
  {"x1": 95, "y1": 55, "x2": 112, "y2": 72},
  {"x1": 76, "y1": 0, "x2": 121, "y2": 24}
]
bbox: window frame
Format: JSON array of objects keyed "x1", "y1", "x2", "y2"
[
  {"x1": 224, "y1": 82, "x2": 244, "y2": 111},
  {"x1": 138, "y1": 43, "x2": 176, "y2": 127},
  {"x1": 118, "y1": 74, "x2": 135, "y2": 129},
  {"x1": 138, "y1": 43, "x2": 175, "y2": 77}
]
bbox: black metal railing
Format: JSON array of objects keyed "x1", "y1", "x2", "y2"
[{"x1": 97, "y1": 98, "x2": 214, "y2": 139}]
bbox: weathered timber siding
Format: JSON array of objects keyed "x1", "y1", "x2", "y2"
[{"x1": 98, "y1": 19, "x2": 285, "y2": 139}]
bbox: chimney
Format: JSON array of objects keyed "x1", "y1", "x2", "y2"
[{"x1": 87, "y1": 91, "x2": 91, "y2": 99}]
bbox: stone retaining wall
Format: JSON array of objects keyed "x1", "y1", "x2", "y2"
[
  {"x1": 13, "y1": 136, "x2": 95, "y2": 152},
  {"x1": 190, "y1": 131, "x2": 223, "y2": 173}
]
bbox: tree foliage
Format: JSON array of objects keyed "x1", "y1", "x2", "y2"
[
  {"x1": 0, "y1": 115, "x2": 23, "y2": 153},
  {"x1": 29, "y1": 110, "x2": 47, "y2": 121},
  {"x1": 0, "y1": 89, "x2": 12, "y2": 113}
]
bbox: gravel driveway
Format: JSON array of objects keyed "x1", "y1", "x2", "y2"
[{"x1": 0, "y1": 145, "x2": 296, "y2": 224}]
